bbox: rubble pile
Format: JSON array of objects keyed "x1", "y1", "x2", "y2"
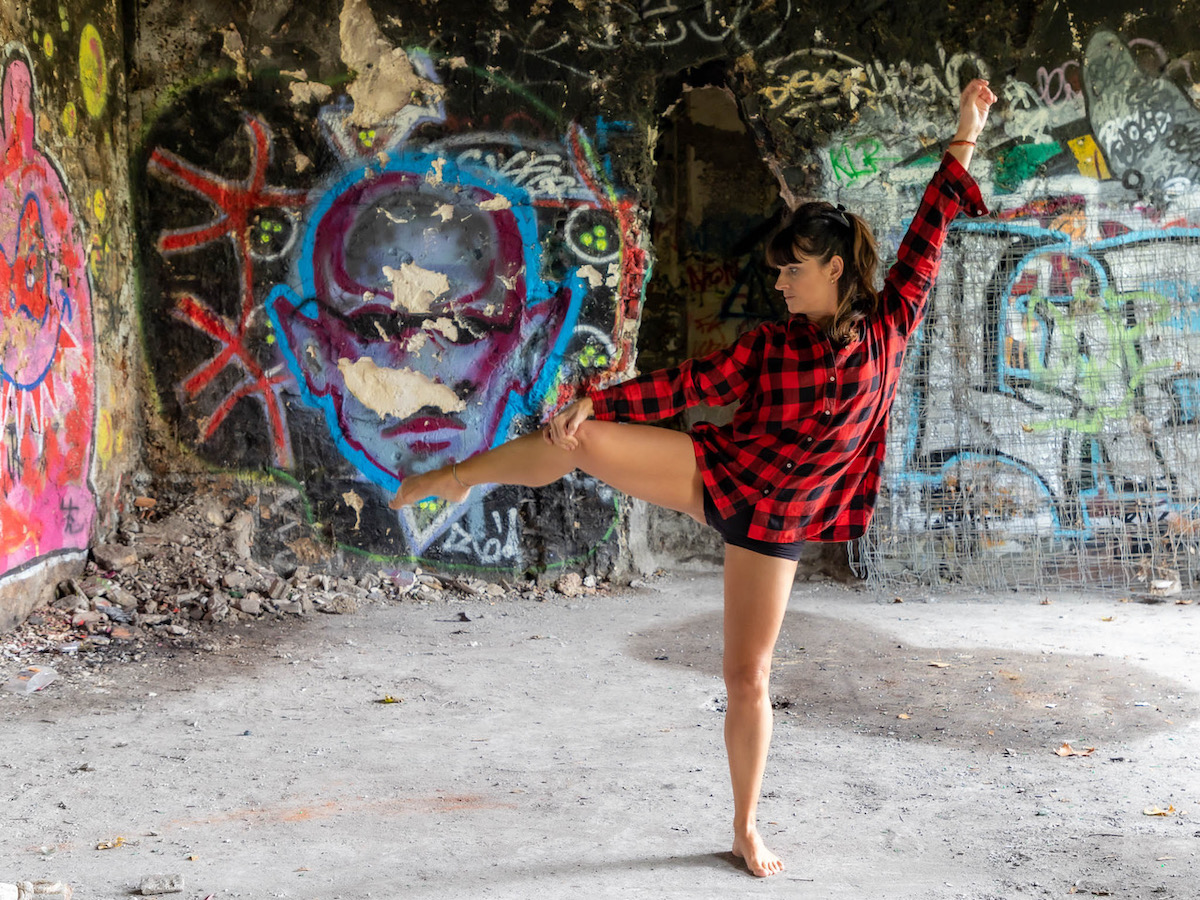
[{"x1": 2, "y1": 485, "x2": 612, "y2": 668}]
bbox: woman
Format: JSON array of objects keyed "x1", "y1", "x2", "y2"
[{"x1": 393, "y1": 78, "x2": 996, "y2": 877}]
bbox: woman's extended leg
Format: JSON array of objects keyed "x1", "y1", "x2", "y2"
[
  {"x1": 722, "y1": 543, "x2": 797, "y2": 877},
  {"x1": 390, "y1": 419, "x2": 706, "y2": 522}
]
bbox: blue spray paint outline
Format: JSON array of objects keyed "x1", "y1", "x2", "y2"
[
  {"x1": 266, "y1": 149, "x2": 590, "y2": 493},
  {"x1": 893, "y1": 218, "x2": 1200, "y2": 540},
  {"x1": 0, "y1": 192, "x2": 72, "y2": 391}
]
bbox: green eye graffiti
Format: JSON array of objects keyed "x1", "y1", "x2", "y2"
[
  {"x1": 567, "y1": 208, "x2": 619, "y2": 263},
  {"x1": 578, "y1": 345, "x2": 610, "y2": 368}
]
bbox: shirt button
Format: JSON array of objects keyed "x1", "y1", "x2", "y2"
[
  {"x1": 828, "y1": 375, "x2": 836, "y2": 382},
  {"x1": 822, "y1": 409, "x2": 831, "y2": 416},
  {"x1": 805, "y1": 437, "x2": 813, "y2": 444},
  {"x1": 786, "y1": 463, "x2": 793, "y2": 468}
]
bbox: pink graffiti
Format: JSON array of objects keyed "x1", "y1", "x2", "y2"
[
  {"x1": 1035, "y1": 61, "x2": 1080, "y2": 106},
  {"x1": 0, "y1": 54, "x2": 96, "y2": 575}
]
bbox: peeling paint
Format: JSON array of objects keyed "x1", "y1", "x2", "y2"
[
  {"x1": 578, "y1": 264, "x2": 605, "y2": 288},
  {"x1": 383, "y1": 262, "x2": 450, "y2": 313},
  {"x1": 290, "y1": 81, "x2": 333, "y2": 105},
  {"x1": 338, "y1": 0, "x2": 444, "y2": 127},
  {"x1": 220, "y1": 24, "x2": 247, "y2": 78},
  {"x1": 378, "y1": 206, "x2": 410, "y2": 224},
  {"x1": 425, "y1": 156, "x2": 447, "y2": 186},
  {"x1": 341, "y1": 489, "x2": 364, "y2": 530},
  {"x1": 424, "y1": 317, "x2": 460, "y2": 342},
  {"x1": 336, "y1": 357, "x2": 465, "y2": 419},
  {"x1": 435, "y1": 203, "x2": 455, "y2": 221},
  {"x1": 498, "y1": 266, "x2": 525, "y2": 291},
  {"x1": 477, "y1": 195, "x2": 512, "y2": 211}
]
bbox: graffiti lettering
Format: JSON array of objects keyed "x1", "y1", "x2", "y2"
[
  {"x1": 1035, "y1": 61, "x2": 1081, "y2": 107},
  {"x1": 441, "y1": 508, "x2": 521, "y2": 564},
  {"x1": 829, "y1": 138, "x2": 900, "y2": 184},
  {"x1": 763, "y1": 46, "x2": 989, "y2": 120}
]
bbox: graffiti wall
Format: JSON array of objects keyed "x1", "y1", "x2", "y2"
[
  {"x1": 133, "y1": 0, "x2": 648, "y2": 575},
  {"x1": 0, "y1": 49, "x2": 96, "y2": 581},
  {"x1": 127, "y1": 0, "x2": 1200, "y2": 587},
  {"x1": 750, "y1": 24, "x2": 1200, "y2": 587},
  {"x1": 0, "y1": 0, "x2": 138, "y2": 629}
]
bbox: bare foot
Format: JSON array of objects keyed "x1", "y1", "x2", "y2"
[
  {"x1": 732, "y1": 829, "x2": 784, "y2": 877},
  {"x1": 389, "y1": 465, "x2": 471, "y2": 509}
]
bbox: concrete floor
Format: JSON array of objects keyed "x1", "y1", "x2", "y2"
[{"x1": 3, "y1": 569, "x2": 1200, "y2": 899}]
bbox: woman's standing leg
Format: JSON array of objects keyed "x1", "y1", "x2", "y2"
[{"x1": 722, "y1": 543, "x2": 797, "y2": 877}]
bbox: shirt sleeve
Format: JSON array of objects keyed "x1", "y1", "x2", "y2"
[
  {"x1": 589, "y1": 324, "x2": 767, "y2": 422},
  {"x1": 882, "y1": 152, "x2": 988, "y2": 336}
]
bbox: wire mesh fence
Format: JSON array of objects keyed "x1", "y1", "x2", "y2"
[{"x1": 855, "y1": 210, "x2": 1200, "y2": 594}]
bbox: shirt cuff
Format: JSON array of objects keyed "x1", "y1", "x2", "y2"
[
  {"x1": 586, "y1": 385, "x2": 616, "y2": 420},
  {"x1": 939, "y1": 152, "x2": 989, "y2": 218}
]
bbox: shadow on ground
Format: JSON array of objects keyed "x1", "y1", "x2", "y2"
[{"x1": 631, "y1": 610, "x2": 1200, "y2": 753}]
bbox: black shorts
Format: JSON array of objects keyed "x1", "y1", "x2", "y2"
[{"x1": 703, "y1": 489, "x2": 807, "y2": 561}]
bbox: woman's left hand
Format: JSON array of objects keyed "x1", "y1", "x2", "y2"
[
  {"x1": 955, "y1": 77, "x2": 997, "y2": 143},
  {"x1": 544, "y1": 396, "x2": 594, "y2": 451}
]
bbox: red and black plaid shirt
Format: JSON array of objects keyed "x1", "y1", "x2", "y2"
[{"x1": 589, "y1": 153, "x2": 987, "y2": 542}]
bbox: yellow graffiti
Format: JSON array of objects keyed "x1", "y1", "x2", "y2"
[
  {"x1": 97, "y1": 409, "x2": 115, "y2": 464},
  {"x1": 92, "y1": 188, "x2": 107, "y2": 223},
  {"x1": 1067, "y1": 134, "x2": 1111, "y2": 180},
  {"x1": 60, "y1": 101, "x2": 77, "y2": 137},
  {"x1": 43, "y1": 33, "x2": 54, "y2": 58},
  {"x1": 80, "y1": 24, "x2": 107, "y2": 118}
]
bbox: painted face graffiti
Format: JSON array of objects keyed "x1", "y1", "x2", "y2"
[{"x1": 268, "y1": 152, "x2": 573, "y2": 492}]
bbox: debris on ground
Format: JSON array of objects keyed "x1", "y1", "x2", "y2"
[
  {"x1": 3, "y1": 666, "x2": 57, "y2": 694},
  {"x1": 1, "y1": 484, "x2": 621, "y2": 674},
  {"x1": 0, "y1": 883, "x2": 73, "y2": 900},
  {"x1": 137, "y1": 874, "x2": 183, "y2": 896}
]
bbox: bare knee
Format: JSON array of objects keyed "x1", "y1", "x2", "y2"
[{"x1": 724, "y1": 660, "x2": 771, "y2": 706}]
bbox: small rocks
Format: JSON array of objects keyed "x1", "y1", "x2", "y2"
[
  {"x1": 316, "y1": 594, "x2": 358, "y2": 615},
  {"x1": 91, "y1": 544, "x2": 138, "y2": 572},
  {"x1": 108, "y1": 586, "x2": 139, "y2": 610},
  {"x1": 231, "y1": 594, "x2": 262, "y2": 616},
  {"x1": 138, "y1": 873, "x2": 183, "y2": 895},
  {"x1": 555, "y1": 572, "x2": 584, "y2": 598},
  {"x1": 4, "y1": 485, "x2": 613, "y2": 675}
]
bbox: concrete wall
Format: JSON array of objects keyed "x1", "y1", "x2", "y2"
[
  {"x1": 104, "y1": 0, "x2": 1200, "y2": 587},
  {"x1": 0, "y1": 0, "x2": 140, "y2": 630}
]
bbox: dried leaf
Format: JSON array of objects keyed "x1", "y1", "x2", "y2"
[
  {"x1": 1143, "y1": 805, "x2": 1177, "y2": 817},
  {"x1": 897, "y1": 713, "x2": 911, "y2": 720},
  {"x1": 376, "y1": 695, "x2": 401, "y2": 704},
  {"x1": 928, "y1": 661, "x2": 951, "y2": 668},
  {"x1": 96, "y1": 836, "x2": 125, "y2": 850},
  {"x1": 1100, "y1": 616, "x2": 1115, "y2": 622},
  {"x1": 1054, "y1": 742, "x2": 1096, "y2": 757}
]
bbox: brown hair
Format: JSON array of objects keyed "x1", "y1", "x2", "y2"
[{"x1": 765, "y1": 202, "x2": 880, "y2": 344}]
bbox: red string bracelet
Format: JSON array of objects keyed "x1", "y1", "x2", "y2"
[{"x1": 948, "y1": 139, "x2": 976, "y2": 147}]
